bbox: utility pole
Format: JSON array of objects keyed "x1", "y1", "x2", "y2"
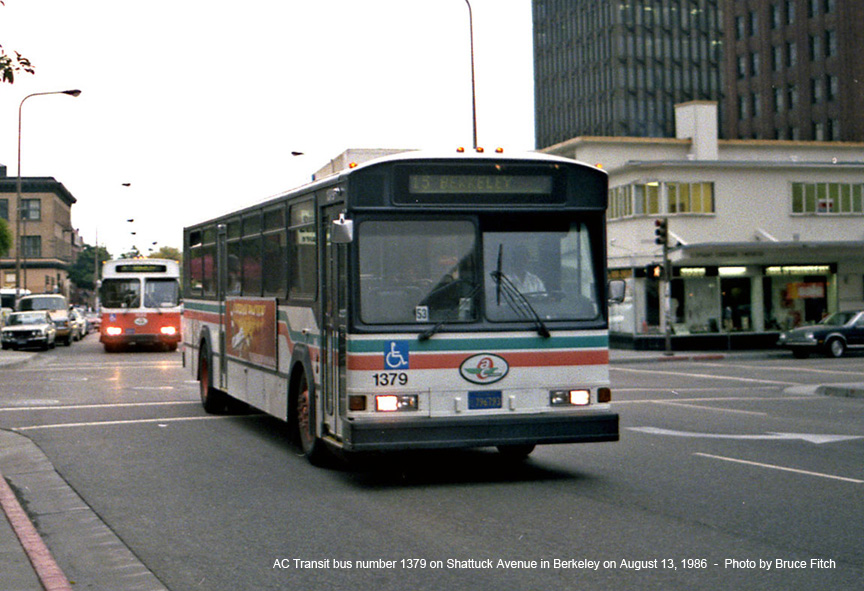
[{"x1": 654, "y1": 218, "x2": 672, "y2": 356}]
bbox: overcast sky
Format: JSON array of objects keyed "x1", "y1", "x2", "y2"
[{"x1": 0, "y1": 0, "x2": 535, "y2": 257}]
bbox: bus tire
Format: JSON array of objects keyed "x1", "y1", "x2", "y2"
[
  {"x1": 293, "y1": 372, "x2": 326, "y2": 464},
  {"x1": 496, "y1": 444, "x2": 536, "y2": 460},
  {"x1": 199, "y1": 345, "x2": 229, "y2": 414}
]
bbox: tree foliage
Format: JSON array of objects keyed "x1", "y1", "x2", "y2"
[
  {"x1": 69, "y1": 243, "x2": 112, "y2": 291},
  {"x1": 1, "y1": 2, "x2": 36, "y2": 84},
  {"x1": 0, "y1": 217, "x2": 12, "y2": 257}
]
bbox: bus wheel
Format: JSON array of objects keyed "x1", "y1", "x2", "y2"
[
  {"x1": 199, "y1": 348, "x2": 228, "y2": 414},
  {"x1": 295, "y1": 373, "x2": 325, "y2": 464},
  {"x1": 496, "y1": 444, "x2": 535, "y2": 460}
]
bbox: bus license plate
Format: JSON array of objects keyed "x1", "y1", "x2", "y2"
[{"x1": 468, "y1": 391, "x2": 502, "y2": 410}]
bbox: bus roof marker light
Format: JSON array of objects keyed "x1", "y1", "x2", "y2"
[{"x1": 475, "y1": 147, "x2": 485, "y2": 153}]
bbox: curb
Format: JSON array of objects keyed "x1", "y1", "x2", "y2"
[{"x1": 0, "y1": 470, "x2": 72, "y2": 591}]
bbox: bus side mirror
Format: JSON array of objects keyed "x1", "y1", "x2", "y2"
[
  {"x1": 331, "y1": 214, "x2": 353, "y2": 243},
  {"x1": 608, "y1": 279, "x2": 626, "y2": 304}
]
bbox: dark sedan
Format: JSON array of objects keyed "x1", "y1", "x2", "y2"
[{"x1": 778, "y1": 310, "x2": 864, "y2": 358}]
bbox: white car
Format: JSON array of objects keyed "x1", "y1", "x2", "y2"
[{"x1": 1, "y1": 311, "x2": 57, "y2": 350}]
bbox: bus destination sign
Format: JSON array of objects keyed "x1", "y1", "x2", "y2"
[
  {"x1": 115, "y1": 264, "x2": 168, "y2": 274},
  {"x1": 409, "y1": 174, "x2": 553, "y2": 195}
]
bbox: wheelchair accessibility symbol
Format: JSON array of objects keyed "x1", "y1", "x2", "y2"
[{"x1": 384, "y1": 341, "x2": 410, "y2": 369}]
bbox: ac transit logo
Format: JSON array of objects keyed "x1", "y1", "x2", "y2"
[{"x1": 459, "y1": 353, "x2": 509, "y2": 385}]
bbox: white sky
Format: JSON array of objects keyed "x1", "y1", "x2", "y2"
[{"x1": 0, "y1": 0, "x2": 535, "y2": 257}]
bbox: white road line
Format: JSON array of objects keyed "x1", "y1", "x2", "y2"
[
  {"x1": 0, "y1": 401, "x2": 200, "y2": 413},
  {"x1": 612, "y1": 366, "x2": 798, "y2": 386},
  {"x1": 12, "y1": 414, "x2": 257, "y2": 431},
  {"x1": 651, "y1": 401, "x2": 768, "y2": 416},
  {"x1": 691, "y1": 361, "x2": 864, "y2": 378},
  {"x1": 695, "y1": 452, "x2": 864, "y2": 484},
  {"x1": 614, "y1": 395, "x2": 815, "y2": 405}
]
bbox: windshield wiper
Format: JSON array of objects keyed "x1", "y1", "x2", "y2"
[
  {"x1": 418, "y1": 284, "x2": 481, "y2": 341},
  {"x1": 489, "y1": 271, "x2": 551, "y2": 338}
]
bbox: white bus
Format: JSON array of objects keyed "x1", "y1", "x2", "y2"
[
  {"x1": 182, "y1": 151, "x2": 622, "y2": 463},
  {"x1": 99, "y1": 259, "x2": 182, "y2": 352}
]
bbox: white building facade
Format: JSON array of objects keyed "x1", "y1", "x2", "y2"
[{"x1": 544, "y1": 102, "x2": 864, "y2": 349}]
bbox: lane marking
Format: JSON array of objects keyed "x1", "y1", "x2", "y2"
[
  {"x1": 629, "y1": 426, "x2": 864, "y2": 444},
  {"x1": 695, "y1": 452, "x2": 864, "y2": 484},
  {"x1": 612, "y1": 365, "x2": 798, "y2": 386},
  {"x1": 691, "y1": 361, "x2": 864, "y2": 378},
  {"x1": 12, "y1": 414, "x2": 258, "y2": 431},
  {"x1": 650, "y1": 401, "x2": 768, "y2": 416},
  {"x1": 614, "y1": 395, "x2": 816, "y2": 405},
  {"x1": 0, "y1": 401, "x2": 199, "y2": 413}
]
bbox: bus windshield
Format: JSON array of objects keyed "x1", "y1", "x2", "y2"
[
  {"x1": 100, "y1": 279, "x2": 141, "y2": 308},
  {"x1": 358, "y1": 219, "x2": 600, "y2": 325},
  {"x1": 359, "y1": 220, "x2": 478, "y2": 324},
  {"x1": 144, "y1": 278, "x2": 180, "y2": 308}
]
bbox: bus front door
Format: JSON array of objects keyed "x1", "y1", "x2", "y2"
[{"x1": 322, "y1": 205, "x2": 348, "y2": 440}]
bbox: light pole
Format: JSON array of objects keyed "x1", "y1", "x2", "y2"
[
  {"x1": 463, "y1": 0, "x2": 478, "y2": 149},
  {"x1": 15, "y1": 89, "x2": 82, "y2": 294}
]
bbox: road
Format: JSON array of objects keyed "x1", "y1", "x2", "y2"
[{"x1": 1, "y1": 337, "x2": 863, "y2": 590}]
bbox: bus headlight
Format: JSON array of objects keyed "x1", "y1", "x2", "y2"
[
  {"x1": 105, "y1": 326, "x2": 122, "y2": 336},
  {"x1": 550, "y1": 389, "x2": 591, "y2": 406},
  {"x1": 375, "y1": 394, "x2": 418, "y2": 412},
  {"x1": 160, "y1": 326, "x2": 177, "y2": 336}
]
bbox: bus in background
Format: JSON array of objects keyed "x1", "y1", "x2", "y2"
[
  {"x1": 182, "y1": 150, "x2": 623, "y2": 463},
  {"x1": 99, "y1": 259, "x2": 182, "y2": 352}
]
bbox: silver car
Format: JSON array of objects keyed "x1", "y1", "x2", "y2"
[{"x1": 1, "y1": 311, "x2": 57, "y2": 351}]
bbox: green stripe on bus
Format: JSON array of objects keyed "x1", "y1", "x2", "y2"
[{"x1": 347, "y1": 334, "x2": 608, "y2": 353}]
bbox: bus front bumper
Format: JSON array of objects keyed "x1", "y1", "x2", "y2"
[{"x1": 341, "y1": 411, "x2": 619, "y2": 452}]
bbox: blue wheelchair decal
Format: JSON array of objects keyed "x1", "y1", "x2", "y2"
[{"x1": 384, "y1": 341, "x2": 410, "y2": 369}]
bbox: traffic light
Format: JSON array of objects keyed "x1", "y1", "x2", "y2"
[
  {"x1": 654, "y1": 218, "x2": 668, "y2": 246},
  {"x1": 645, "y1": 263, "x2": 664, "y2": 279}
]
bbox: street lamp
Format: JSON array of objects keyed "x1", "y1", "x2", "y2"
[
  {"x1": 463, "y1": 0, "x2": 478, "y2": 149},
  {"x1": 15, "y1": 89, "x2": 82, "y2": 293}
]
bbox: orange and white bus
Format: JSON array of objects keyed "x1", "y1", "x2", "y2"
[
  {"x1": 99, "y1": 259, "x2": 182, "y2": 352},
  {"x1": 182, "y1": 150, "x2": 623, "y2": 463}
]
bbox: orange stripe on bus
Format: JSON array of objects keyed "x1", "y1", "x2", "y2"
[{"x1": 346, "y1": 349, "x2": 608, "y2": 371}]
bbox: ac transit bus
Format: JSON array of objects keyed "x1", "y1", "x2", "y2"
[
  {"x1": 99, "y1": 258, "x2": 182, "y2": 352},
  {"x1": 182, "y1": 150, "x2": 621, "y2": 463}
]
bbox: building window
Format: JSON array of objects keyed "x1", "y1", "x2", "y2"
[
  {"x1": 737, "y1": 55, "x2": 747, "y2": 79},
  {"x1": 809, "y1": 35, "x2": 821, "y2": 61},
  {"x1": 792, "y1": 182, "x2": 864, "y2": 214},
  {"x1": 735, "y1": 15, "x2": 745, "y2": 39},
  {"x1": 668, "y1": 182, "x2": 715, "y2": 214},
  {"x1": 0, "y1": 198, "x2": 7, "y2": 221},
  {"x1": 771, "y1": 4, "x2": 781, "y2": 28},
  {"x1": 787, "y1": 84, "x2": 798, "y2": 110},
  {"x1": 750, "y1": 52, "x2": 760, "y2": 76},
  {"x1": 23, "y1": 235, "x2": 41, "y2": 258},
  {"x1": 813, "y1": 122, "x2": 825, "y2": 141},
  {"x1": 786, "y1": 41, "x2": 797, "y2": 67},
  {"x1": 772, "y1": 46, "x2": 783, "y2": 71},
  {"x1": 774, "y1": 87, "x2": 785, "y2": 111},
  {"x1": 825, "y1": 30, "x2": 837, "y2": 57},
  {"x1": 811, "y1": 78, "x2": 823, "y2": 103},
  {"x1": 738, "y1": 95, "x2": 748, "y2": 118},
  {"x1": 21, "y1": 199, "x2": 41, "y2": 221},
  {"x1": 827, "y1": 75, "x2": 838, "y2": 101}
]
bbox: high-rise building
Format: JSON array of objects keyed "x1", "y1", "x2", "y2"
[
  {"x1": 724, "y1": 0, "x2": 864, "y2": 141},
  {"x1": 533, "y1": 0, "x2": 723, "y2": 148}
]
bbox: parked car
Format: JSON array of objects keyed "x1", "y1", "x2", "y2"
[
  {"x1": 69, "y1": 308, "x2": 87, "y2": 340},
  {"x1": 778, "y1": 310, "x2": 864, "y2": 358},
  {"x1": 1, "y1": 311, "x2": 57, "y2": 350},
  {"x1": 16, "y1": 294, "x2": 74, "y2": 346}
]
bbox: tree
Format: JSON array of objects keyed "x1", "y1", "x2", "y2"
[
  {"x1": 1, "y1": 2, "x2": 36, "y2": 84},
  {"x1": 149, "y1": 245, "x2": 181, "y2": 263},
  {"x1": 0, "y1": 217, "x2": 11, "y2": 257},
  {"x1": 69, "y1": 243, "x2": 112, "y2": 291}
]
